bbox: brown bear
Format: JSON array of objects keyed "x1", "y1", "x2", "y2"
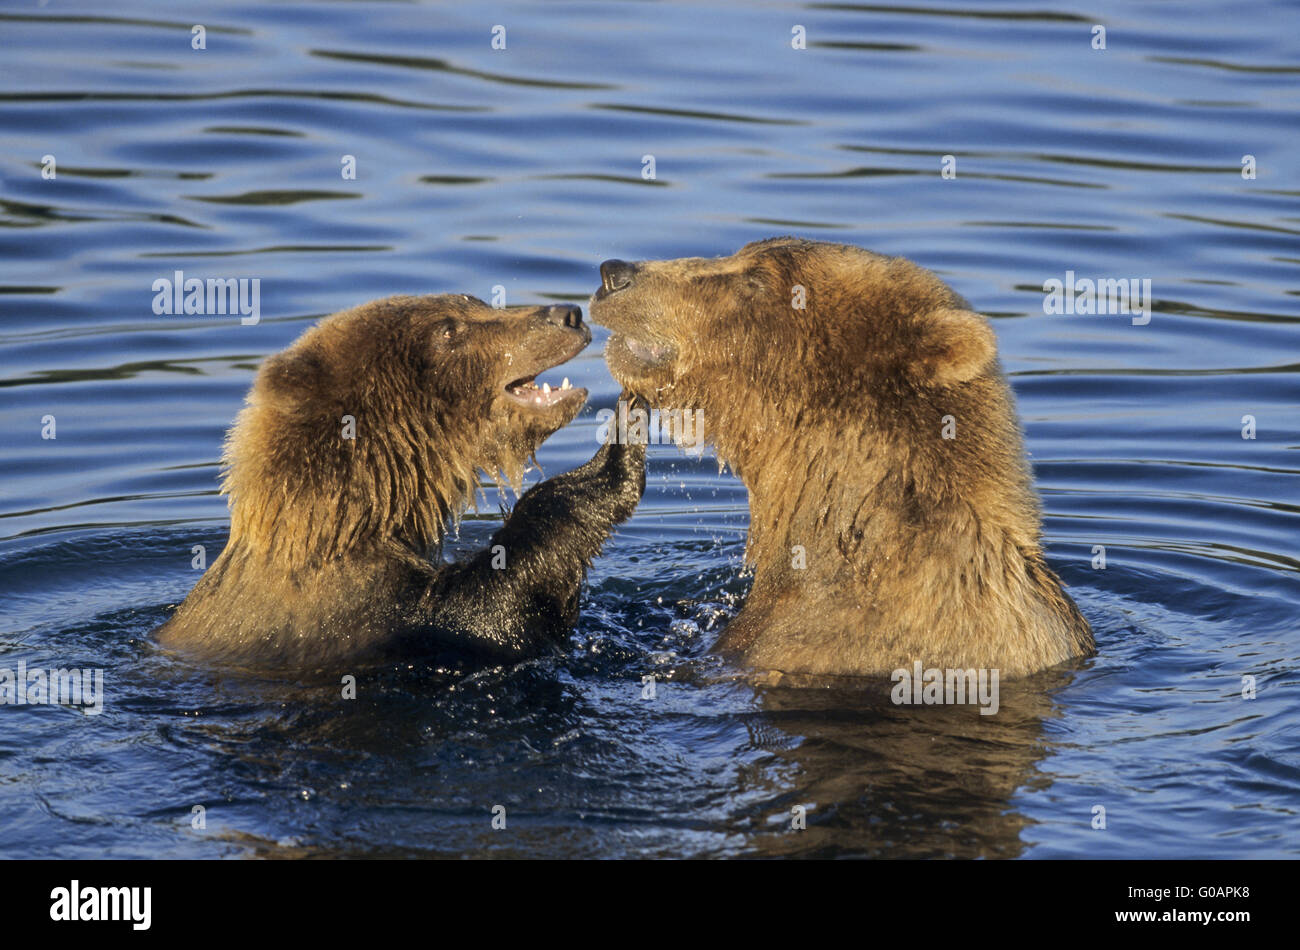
[
  {"x1": 157, "y1": 294, "x2": 644, "y2": 669},
  {"x1": 591, "y1": 237, "x2": 1093, "y2": 678}
]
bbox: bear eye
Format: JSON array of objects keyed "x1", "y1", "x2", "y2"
[{"x1": 433, "y1": 319, "x2": 461, "y2": 346}]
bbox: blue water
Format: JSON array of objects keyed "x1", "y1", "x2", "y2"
[{"x1": 1, "y1": 0, "x2": 1297, "y2": 858}]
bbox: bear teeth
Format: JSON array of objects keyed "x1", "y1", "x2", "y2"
[{"x1": 508, "y1": 376, "x2": 573, "y2": 404}]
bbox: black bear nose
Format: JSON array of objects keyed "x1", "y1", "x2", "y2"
[
  {"x1": 544, "y1": 303, "x2": 583, "y2": 329},
  {"x1": 600, "y1": 259, "x2": 636, "y2": 294}
]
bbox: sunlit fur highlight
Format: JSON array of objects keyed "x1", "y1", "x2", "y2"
[
  {"x1": 159, "y1": 295, "x2": 588, "y2": 667},
  {"x1": 593, "y1": 238, "x2": 1094, "y2": 677}
]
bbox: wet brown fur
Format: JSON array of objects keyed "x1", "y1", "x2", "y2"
[
  {"x1": 157, "y1": 294, "x2": 638, "y2": 668},
  {"x1": 591, "y1": 238, "x2": 1094, "y2": 677}
]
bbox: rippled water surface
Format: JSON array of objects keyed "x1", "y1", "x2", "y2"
[{"x1": 1, "y1": 0, "x2": 1297, "y2": 858}]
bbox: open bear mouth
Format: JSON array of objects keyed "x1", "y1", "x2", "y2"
[
  {"x1": 504, "y1": 372, "x2": 583, "y2": 408},
  {"x1": 502, "y1": 339, "x2": 589, "y2": 411}
]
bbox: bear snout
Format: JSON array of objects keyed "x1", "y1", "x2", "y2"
[
  {"x1": 598, "y1": 259, "x2": 637, "y2": 295},
  {"x1": 543, "y1": 303, "x2": 584, "y2": 329}
]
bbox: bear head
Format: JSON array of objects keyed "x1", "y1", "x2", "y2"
[
  {"x1": 589, "y1": 237, "x2": 1001, "y2": 469},
  {"x1": 223, "y1": 294, "x2": 590, "y2": 563}
]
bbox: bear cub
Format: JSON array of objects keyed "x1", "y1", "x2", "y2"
[
  {"x1": 591, "y1": 238, "x2": 1093, "y2": 678},
  {"x1": 158, "y1": 294, "x2": 644, "y2": 669}
]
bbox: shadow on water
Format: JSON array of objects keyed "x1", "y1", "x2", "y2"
[{"x1": 736, "y1": 676, "x2": 1070, "y2": 858}]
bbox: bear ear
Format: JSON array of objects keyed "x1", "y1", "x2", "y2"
[
  {"x1": 912, "y1": 308, "x2": 997, "y2": 387},
  {"x1": 256, "y1": 346, "x2": 329, "y2": 411}
]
